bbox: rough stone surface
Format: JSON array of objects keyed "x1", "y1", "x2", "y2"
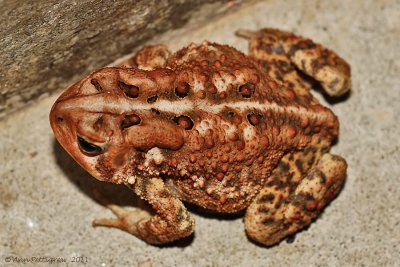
[
  {"x1": 1, "y1": 0, "x2": 399, "y2": 266},
  {"x1": 0, "y1": 0, "x2": 236, "y2": 119}
]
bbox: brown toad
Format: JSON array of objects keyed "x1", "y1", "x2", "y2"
[{"x1": 49, "y1": 28, "x2": 351, "y2": 246}]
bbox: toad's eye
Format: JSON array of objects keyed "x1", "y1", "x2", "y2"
[{"x1": 77, "y1": 136, "x2": 104, "y2": 156}]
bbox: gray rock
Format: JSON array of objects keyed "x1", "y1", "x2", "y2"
[{"x1": 0, "y1": 0, "x2": 233, "y2": 119}]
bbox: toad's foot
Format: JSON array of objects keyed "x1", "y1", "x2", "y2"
[{"x1": 92, "y1": 190, "x2": 152, "y2": 236}]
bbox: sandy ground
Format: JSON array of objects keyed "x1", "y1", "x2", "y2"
[{"x1": 1, "y1": 1, "x2": 399, "y2": 266}]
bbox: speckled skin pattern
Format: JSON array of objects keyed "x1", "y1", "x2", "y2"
[{"x1": 49, "y1": 28, "x2": 351, "y2": 246}]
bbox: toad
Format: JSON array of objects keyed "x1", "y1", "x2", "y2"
[{"x1": 49, "y1": 28, "x2": 351, "y2": 246}]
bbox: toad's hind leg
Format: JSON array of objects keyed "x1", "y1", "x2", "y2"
[
  {"x1": 236, "y1": 28, "x2": 351, "y2": 97},
  {"x1": 245, "y1": 152, "x2": 347, "y2": 246},
  {"x1": 93, "y1": 177, "x2": 194, "y2": 245}
]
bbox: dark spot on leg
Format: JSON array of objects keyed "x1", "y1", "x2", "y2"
[
  {"x1": 330, "y1": 154, "x2": 344, "y2": 162},
  {"x1": 260, "y1": 61, "x2": 271, "y2": 72},
  {"x1": 329, "y1": 78, "x2": 341, "y2": 89},
  {"x1": 311, "y1": 59, "x2": 324, "y2": 75},
  {"x1": 295, "y1": 159, "x2": 305, "y2": 175},
  {"x1": 276, "y1": 60, "x2": 293, "y2": 74},
  {"x1": 274, "y1": 70, "x2": 283, "y2": 82},
  {"x1": 257, "y1": 207, "x2": 271, "y2": 213},
  {"x1": 319, "y1": 170, "x2": 327, "y2": 184},
  {"x1": 304, "y1": 146, "x2": 317, "y2": 155},
  {"x1": 258, "y1": 42, "x2": 274, "y2": 53},
  {"x1": 274, "y1": 197, "x2": 284, "y2": 209},
  {"x1": 266, "y1": 175, "x2": 288, "y2": 189},
  {"x1": 288, "y1": 44, "x2": 300, "y2": 57},
  {"x1": 279, "y1": 160, "x2": 290, "y2": 172},
  {"x1": 287, "y1": 81, "x2": 295, "y2": 89},
  {"x1": 262, "y1": 217, "x2": 275, "y2": 225},
  {"x1": 307, "y1": 156, "x2": 315, "y2": 166},
  {"x1": 288, "y1": 40, "x2": 316, "y2": 56},
  {"x1": 292, "y1": 192, "x2": 314, "y2": 208},
  {"x1": 176, "y1": 207, "x2": 184, "y2": 222},
  {"x1": 258, "y1": 193, "x2": 275, "y2": 203},
  {"x1": 321, "y1": 146, "x2": 330, "y2": 154}
]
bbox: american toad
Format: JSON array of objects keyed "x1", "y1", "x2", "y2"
[{"x1": 49, "y1": 28, "x2": 351, "y2": 246}]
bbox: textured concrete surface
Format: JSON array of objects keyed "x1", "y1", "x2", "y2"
[
  {"x1": 0, "y1": 0, "x2": 238, "y2": 119},
  {"x1": 1, "y1": 0, "x2": 399, "y2": 266}
]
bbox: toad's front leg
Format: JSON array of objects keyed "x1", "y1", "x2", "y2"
[{"x1": 93, "y1": 177, "x2": 194, "y2": 245}]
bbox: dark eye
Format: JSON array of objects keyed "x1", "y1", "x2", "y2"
[{"x1": 77, "y1": 137, "x2": 104, "y2": 156}]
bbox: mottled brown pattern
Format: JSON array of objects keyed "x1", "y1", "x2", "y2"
[{"x1": 49, "y1": 28, "x2": 351, "y2": 246}]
